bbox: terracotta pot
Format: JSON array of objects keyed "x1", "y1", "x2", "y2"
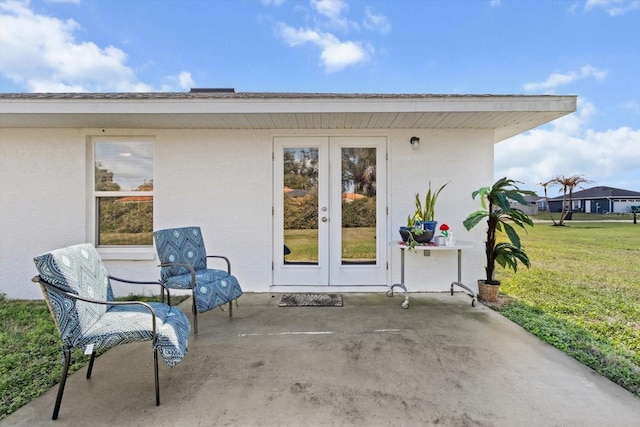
[{"x1": 477, "y1": 280, "x2": 500, "y2": 302}]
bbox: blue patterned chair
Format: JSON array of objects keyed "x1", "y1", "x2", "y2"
[
  {"x1": 153, "y1": 226, "x2": 243, "y2": 334},
  {"x1": 32, "y1": 243, "x2": 190, "y2": 420}
]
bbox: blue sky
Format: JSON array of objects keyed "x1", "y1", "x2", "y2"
[{"x1": 1, "y1": 0, "x2": 639, "y2": 193}]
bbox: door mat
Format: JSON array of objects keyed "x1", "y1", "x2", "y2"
[{"x1": 278, "y1": 293, "x2": 343, "y2": 307}]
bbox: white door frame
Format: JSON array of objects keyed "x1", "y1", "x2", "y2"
[{"x1": 272, "y1": 136, "x2": 388, "y2": 290}]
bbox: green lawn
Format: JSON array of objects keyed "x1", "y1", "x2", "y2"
[
  {"x1": 494, "y1": 222, "x2": 639, "y2": 395},
  {"x1": 531, "y1": 212, "x2": 637, "y2": 221},
  {"x1": 284, "y1": 227, "x2": 376, "y2": 262}
]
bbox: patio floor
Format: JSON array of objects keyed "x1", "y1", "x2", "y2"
[{"x1": 4, "y1": 292, "x2": 640, "y2": 426}]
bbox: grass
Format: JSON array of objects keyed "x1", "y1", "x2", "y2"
[
  {"x1": 98, "y1": 232, "x2": 153, "y2": 245},
  {"x1": 284, "y1": 227, "x2": 376, "y2": 262},
  {"x1": 0, "y1": 293, "x2": 188, "y2": 421},
  {"x1": 493, "y1": 222, "x2": 639, "y2": 396},
  {"x1": 531, "y1": 212, "x2": 637, "y2": 221}
]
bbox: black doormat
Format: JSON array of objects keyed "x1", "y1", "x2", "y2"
[{"x1": 278, "y1": 293, "x2": 343, "y2": 307}]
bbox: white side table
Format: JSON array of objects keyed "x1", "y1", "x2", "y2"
[{"x1": 389, "y1": 241, "x2": 476, "y2": 309}]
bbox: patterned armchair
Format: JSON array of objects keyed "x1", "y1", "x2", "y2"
[
  {"x1": 32, "y1": 243, "x2": 190, "y2": 420},
  {"x1": 154, "y1": 226, "x2": 243, "y2": 335}
]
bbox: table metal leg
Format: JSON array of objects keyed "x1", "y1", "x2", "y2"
[
  {"x1": 389, "y1": 247, "x2": 410, "y2": 309},
  {"x1": 449, "y1": 249, "x2": 477, "y2": 306}
]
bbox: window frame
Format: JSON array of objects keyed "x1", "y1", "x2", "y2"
[{"x1": 89, "y1": 136, "x2": 155, "y2": 258}]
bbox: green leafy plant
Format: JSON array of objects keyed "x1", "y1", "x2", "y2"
[
  {"x1": 413, "y1": 181, "x2": 449, "y2": 222},
  {"x1": 463, "y1": 177, "x2": 535, "y2": 284}
]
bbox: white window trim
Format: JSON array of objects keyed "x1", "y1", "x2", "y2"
[{"x1": 89, "y1": 136, "x2": 155, "y2": 260}]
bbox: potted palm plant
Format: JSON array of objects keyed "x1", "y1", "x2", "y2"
[{"x1": 462, "y1": 177, "x2": 535, "y2": 302}]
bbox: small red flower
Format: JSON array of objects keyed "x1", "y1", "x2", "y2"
[{"x1": 439, "y1": 223, "x2": 449, "y2": 237}]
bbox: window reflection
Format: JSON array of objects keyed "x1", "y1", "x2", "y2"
[
  {"x1": 94, "y1": 141, "x2": 153, "y2": 191},
  {"x1": 94, "y1": 140, "x2": 153, "y2": 246},
  {"x1": 283, "y1": 148, "x2": 319, "y2": 264},
  {"x1": 341, "y1": 147, "x2": 376, "y2": 265}
]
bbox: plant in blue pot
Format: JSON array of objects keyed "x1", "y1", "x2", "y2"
[
  {"x1": 413, "y1": 181, "x2": 449, "y2": 237},
  {"x1": 399, "y1": 215, "x2": 430, "y2": 251},
  {"x1": 399, "y1": 181, "x2": 449, "y2": 251}
]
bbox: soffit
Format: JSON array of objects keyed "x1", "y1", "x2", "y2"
[{"x1": 0, "y1": 93, "x2": 577, "y2": 143}]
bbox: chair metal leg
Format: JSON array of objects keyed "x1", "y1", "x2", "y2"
[
  {"x1": 52, "y1": 347, "x2": 72, "y2": 420},
  {"x1": 153, "y1": 348, "x2": 160, "y2": 406},
  {"x1": 86, "y1": 351, "x2": 96, "y2": 379},
  {"x1": 192, "y1": 293, "x2": 198, "y2": 335},
  {"x1": 228, "y1": 300, "x2": 233, "y2": 317}
]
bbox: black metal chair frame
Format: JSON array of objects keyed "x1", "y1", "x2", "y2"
[{"x1": 32, "y1": 275, "x2": 171, "y2": 420}]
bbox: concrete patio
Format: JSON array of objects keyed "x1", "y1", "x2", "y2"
[{"x1": 4, "y1": 292, "x2": 640, "y2": 426}]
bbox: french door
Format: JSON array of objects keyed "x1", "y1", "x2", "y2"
[{"x1": 273, "y1": 136, "x2": 387, "y2": 287}]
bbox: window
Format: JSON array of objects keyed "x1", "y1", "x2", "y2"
[{"x1": 94, "y1": 139, "x2": 153, "y2": 246}]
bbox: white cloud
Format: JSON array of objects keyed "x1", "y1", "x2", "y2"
[
  {"x1": 277, "y1": 22, "x2": 371, "y2": 72},
  {"x1": 585, "y1": 0, "x2": 640, "y2": 16},
  {"x1": 363, "y1": 7, "x2": 391, "y2": 34},
  {"x1": 272, "y1": 0, "x2": 386, "y2": 72},
  {"x1": 163, "y1": 71, "x2": 195, "y2": 91},
  {"x1": 495, "y1": 99, "x2": 640, "y2": 193},
  {"x1": 311, "y1": 0, "x2": 347, "y2": 21},
  {"x1": 0, "y1": 0, "x2": 189, "y2": 92},
  {"x1": 523, "y1": 65, "x2": 607, "y2": 92}
]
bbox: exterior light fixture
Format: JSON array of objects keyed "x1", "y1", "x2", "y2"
[{"x1": 410, "y1": 136, "x2": 420, "y2": 150}]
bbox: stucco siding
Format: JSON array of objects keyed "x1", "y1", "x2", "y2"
[
  {"x1": 1, "y1": 128, "x2": 87, "y2": 299},
  {"x1": 2, "y1": 127, "x2": 491, "y2": 299},
  {"x1": 387, "y1": 128, "x2": 491, "y2": 294}
]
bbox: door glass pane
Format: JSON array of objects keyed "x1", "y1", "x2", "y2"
[
  {"x1": 341, "y1": 147, "x2": 376, "y2": 265},
  {"x1": 283, "y1": 148, "x2": 319, "y2": 264}
]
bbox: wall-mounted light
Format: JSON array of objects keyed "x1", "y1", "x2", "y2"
[{"x1": 410, "y1": 136, "x2": 420, "y2": 150}]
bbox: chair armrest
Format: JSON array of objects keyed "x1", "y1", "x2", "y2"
[
  {"x1": 32, "y1": 276, "x2": 159, "y2": 342},
  {"x1": 109, "y1": 275, "x2": 171, "y2": 304},
  {"x1": 158, "y1": 262, "x2": 196, "y2": 288},
  {"x1": 206, "y1": 255, "x2": 231, "y2": 274}
]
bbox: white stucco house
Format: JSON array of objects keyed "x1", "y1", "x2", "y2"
[{"x1": 0, "y1": 91, "x2": 576, "y2": 300}]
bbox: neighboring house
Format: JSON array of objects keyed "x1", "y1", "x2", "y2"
[
  {"x1": 547, "y1": 186, "x2": 640, "y2": 214},
  {"x1": 511, "y1": 194, "x2": 540, "y2": 216},
  {"x1": 0, "y1": 91, "x2": 576, "y2": 299}
]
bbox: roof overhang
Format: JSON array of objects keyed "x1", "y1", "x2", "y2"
[{"x1": 0, "y1": 92, "x2": 577, "y2": 143}]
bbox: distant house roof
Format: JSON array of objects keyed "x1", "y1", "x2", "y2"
[{"x1": 548, "y1": 186, "x2": 640, "y2": 201}]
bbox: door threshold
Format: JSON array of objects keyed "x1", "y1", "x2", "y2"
[{"x1": 270, "y1": 285, "x2": 389, "y2": 293}]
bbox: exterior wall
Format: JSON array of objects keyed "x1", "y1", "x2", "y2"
[
  {"x1": 388, "y1": 129, "x2": 491, "y2": 294},
  {"x1": 612, "y1": 199, "x2": 640, "y2": 213},
  {"x1": 0, "y1": 127, "x2": 491, "y2": 299},
  {"x1": 548, "y1": 200, "x2": 564, "y2": 212},
  {"x1": 511, "y1": 202, "x2": 538, "y2": 216},
  {"x1": 589, "y1": 198, "x2": 610, "y2": 213},
  {"x1": 1, "y1": 128, "x2": 88, "y2": 299}
]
